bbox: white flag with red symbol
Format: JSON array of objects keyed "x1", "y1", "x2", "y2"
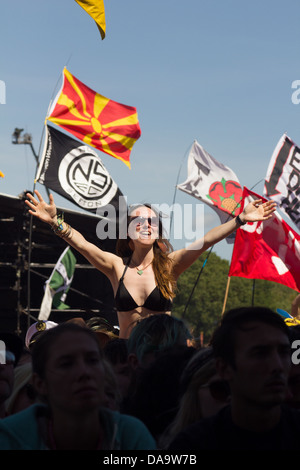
[
  {"x1": 177, "y1": 140, "x2": 243, "y2": 242},
  {"x1": 229, "y1": 187, "x2": 300, "y2": 292}
]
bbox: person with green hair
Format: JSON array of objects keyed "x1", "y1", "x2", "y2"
[{"x1": 127, "y1": 314, "x2": 192, "y2": 368}]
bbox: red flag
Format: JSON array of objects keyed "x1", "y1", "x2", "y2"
[
  {"x1": 47, "y1": 68, "x2": 141, "y2": 168},
  {"x1": 229, "y1": 187, "x2": 300, "y2": 292}
]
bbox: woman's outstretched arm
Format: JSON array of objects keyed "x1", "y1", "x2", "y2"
[
  {"x1": 169, "y1": 199, "x2": 276, "y2": 278},
  {"x1": 25, "y1": 189, "x2": 119, "y2": 279}
]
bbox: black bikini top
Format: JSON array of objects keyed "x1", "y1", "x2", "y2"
[{"x1": 114, "y1": 260, "x2": 173, "y2": 312}]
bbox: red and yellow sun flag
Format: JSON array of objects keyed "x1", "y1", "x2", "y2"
[{"x1": 46, "y1": 68, "x2": 141, "y2": 168}]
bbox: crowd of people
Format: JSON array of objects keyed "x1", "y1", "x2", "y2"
[
  {"x1": 0, "y1": 193, "x2": 298, "y2": 449},
  {"x1": 0, "y1": 299, "x2": 300, "y2": 450}
]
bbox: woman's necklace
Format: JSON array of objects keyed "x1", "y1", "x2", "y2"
[{"x1": 131, "y1": 258, "x2": 153, "y2": 275}]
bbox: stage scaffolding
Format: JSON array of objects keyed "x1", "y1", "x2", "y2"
[{"x1": 0, "y1": 192, "x2": 118, "y2": 339}]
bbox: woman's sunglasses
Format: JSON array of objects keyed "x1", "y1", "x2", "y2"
[
  {"x1": 129, "y1": 216, "x2": 159, "y2": 227},
  {"x1": 199, "y1": 380, "x2": 231, "y2": 402}
]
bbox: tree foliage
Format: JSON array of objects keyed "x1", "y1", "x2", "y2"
[{"x1": 172, "y1": 249, "x2": 297, "y2": 345}]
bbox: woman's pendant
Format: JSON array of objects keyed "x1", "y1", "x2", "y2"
[{"x1": 137, "y1": 269, "x2": 143, "y2": 275}]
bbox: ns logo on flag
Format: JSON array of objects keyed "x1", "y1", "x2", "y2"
[
  {"x1": 58, "y1": 147, "x2": 118, "y2": 210},
  {"x1": 37, "y1": 125, "x2": 122, "y2": 214}
]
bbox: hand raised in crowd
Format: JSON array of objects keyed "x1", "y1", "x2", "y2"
[
  {"x1": 242, "y1": 199, "x2": 276, "y2": 223},
  {"x1": 25, "y1": 190, "x2": 57, "y2": 225}
]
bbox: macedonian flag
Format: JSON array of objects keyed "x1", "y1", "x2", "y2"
[{"x1": 46, "y1": 68, "x2": 141, "y2": 168}]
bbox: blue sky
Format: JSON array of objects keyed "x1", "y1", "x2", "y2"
[{"x1": 1, "y1": 0, "x2": 300, "y2": 260}]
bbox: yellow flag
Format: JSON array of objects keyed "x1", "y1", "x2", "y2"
[
  {"x1": 0, "y1": 171, "x2": 4, "y2": 178},
  {"x1": 75, "y1": 0, "x2": 106, "y2": 39}
]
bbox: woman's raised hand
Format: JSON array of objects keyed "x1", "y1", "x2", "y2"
[
  {"x1": 25, "y1": 189, "x2": 57, "y2": 225},
  {"x1": 242, "y1": 199, "x2": 276, "y2": 223}
]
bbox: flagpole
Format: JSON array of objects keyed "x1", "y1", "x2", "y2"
[
  {"x1": 182, "y1": 247, "x2": 212, "y2": 319},
  {"x1": 29, "y1": 267, "x2": 107, "y2": 307},
  {"x1": 26, "y1": 124, "x2": 49, "y2": 329},
  {"x1": 45, "y1": 58, "x2": 72, "y2": 119},
  {"x1": 223, "y1": 178, "x2": 265, "y2": 317},
  {"x1": 182, "y1": 209, "x2": 235, "y2": 319},
  {"x1": 169, "y1": 142, "x2": 193, "y2": 239},
  {"x1": 222, "y1": 276, "x2": 231, "y2": 315},
  {"x1": 177, "y1": 153, "x2": 267, "y2": 323},
  {"x1": 248, "y1": 179, "x2": 264, "y2": 309},
  {"x1": 251, "y1": 279, "x2": 256, "y2": 306}
]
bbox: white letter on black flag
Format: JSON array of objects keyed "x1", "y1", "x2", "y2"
[
  {"x1": 264, "y1": 134, "x2": 300, "y2": 230},
  {"x1": 36, "y1": 125, "x2": 125, "y2": 235}
]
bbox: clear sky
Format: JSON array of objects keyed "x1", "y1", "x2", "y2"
[{"x1": 1, "y1": 0, "x2": 300, "y2": 260}]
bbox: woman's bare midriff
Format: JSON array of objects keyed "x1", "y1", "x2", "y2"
[{"x1": 117, "y1": 308, "x2": 171, "y2": 339}]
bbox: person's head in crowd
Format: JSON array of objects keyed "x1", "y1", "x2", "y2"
[
  {"x1": 5, "y1": 362, "x2": 37, "y2": 415},
  {"x1": 0, "y1": 322, "x2": 157, "y2": 450},
  {"x1": 66, "y1": 317, "x2": 86, "y2": 327},
  {"x1": 124, "y1": 345, "x2": 195, "y2": 442},
  {"x1": 86, "y1": 316, "x2": 119, "y2": 348},
  {"x1": 103, "y1": 338, "x2": 132, "y2": 402},
  {"x1": 127, "y1": 314, "x2": 192, "y2": 368},
  {"x1": 210, "y1": 306, "x2": 291, "y2": 430},
  {"x1": 0, "y1": 332, "x2": 23, "y2": 418},
  {"x1": 25, "y1": 320, "x2": 58, "y2": 351},
  {"x1": 31, "y1": 322, "x2": 106, "y2": 411},
  {"x1": 160, "y1": 346, "x2": 230, "y2": 448}
]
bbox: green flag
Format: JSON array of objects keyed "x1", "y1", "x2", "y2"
[{"x1": 38, "y1": 247, "x2": 76, "y2": 321}]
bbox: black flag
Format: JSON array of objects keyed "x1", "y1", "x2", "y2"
[
  {"x1": 36, "y1": 125, "x2": 124, "y2": 215},
  {"x1": 264, "y1": 134, "x2": 300, "y2": 230}
]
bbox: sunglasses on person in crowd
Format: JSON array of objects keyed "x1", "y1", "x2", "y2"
[
  {"x1": 199, "y1": 380, "x2": 231, "y2": 402},
  {"x1": 129, "y1": 216, "x2": 159, "y2": 227}
]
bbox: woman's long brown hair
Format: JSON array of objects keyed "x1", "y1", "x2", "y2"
[{"x1": 115, "y1": 204, "x2": 177, "y2": 300}]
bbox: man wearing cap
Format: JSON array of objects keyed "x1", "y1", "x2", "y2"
[
  {"x1": 0, "y1": 332, "x2": 23, "y2": 418},
  {"x1": 25, "y1": 321, "x2": 58, "y2": 350}
]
